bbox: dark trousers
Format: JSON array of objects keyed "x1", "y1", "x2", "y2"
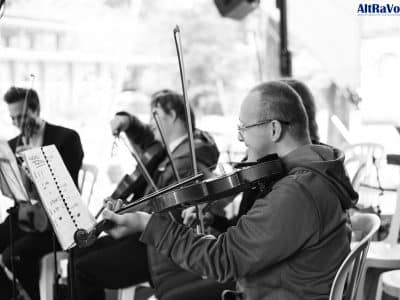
[
  {"x1": 73, "y1": 233, "x2": 150, "y2": 300},
  {"x1": 0, "y1": 214, "x2": 59, "y2": 300},
  {"x1": 74, "y1": 233, "x2": 235, "y2": 300},
  {"x1": 158, "y1": 272, "x2": 235, "y2": 300}
]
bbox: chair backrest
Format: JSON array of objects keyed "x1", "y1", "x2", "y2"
[
  {"x1": 329, "y1": 213, "x2": 381, "y2": 300},
  {"x1": 343, "y1": 143, "x2": 385, "y2": 165},
  {"x1": 384, "y1": 171, "x2": 400, "y2": 245},
  {"x1": 343, "y1": 143, "x2": 384, "y2": 190},
  {"x1": 78, "y1": 163, "x2": 98, "y2": 206}
]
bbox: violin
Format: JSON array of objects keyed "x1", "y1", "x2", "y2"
[
  {"x1": 15, "y1": 75, "x2": 37, "y2": 150},
  {"x1": 75, "y1": 173, "x2": 204, "y2": 247},
  {"x1": 108, "y1": 142, "x2": 164, "y2": 201},
  {"x1": 17, "y1": 169, "x2": 49, "y2": 233},
  {"x1": 74, "y1": 155, "x2": 284, "y2": 248},
  {"x1": 152, "y1": 154, "x2": 283, "y2": 212},
  {"x1": 13, "y1": 75, "x2": 51, "y2": 233},
  {"x1": 95, "y1": 134, "x2": 166, "y2": 219}
]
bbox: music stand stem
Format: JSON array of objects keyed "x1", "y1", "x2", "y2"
[
  {"x1": 68, "y1": 249, "x2": 75, "y2": 300},
  {"x1": 52, "y1": 232, "x2": 59, "y2": 300}
]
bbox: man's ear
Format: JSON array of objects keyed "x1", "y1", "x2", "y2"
[
  {"x1": 271, "y1": 120, "x2": 283, "y2": 142},
  {"x1": 169, "y1": 109, "x2": 177, "y2": 123}
]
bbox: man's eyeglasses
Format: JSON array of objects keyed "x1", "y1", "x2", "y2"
[{"x1": 237, "y1": 119, "x2": 290, "y2": 132}]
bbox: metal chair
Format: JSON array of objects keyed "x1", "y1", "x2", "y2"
[
  {"x1": 39, "y1": 251, "x2": 69, "y2": 300},
  {"x1": 376, "y1": 269, "x2": 400, "y2": 299},
  {"x1": 343, "y1": 143, "x2": 384, "y2": 190},
  {"x1": 117, "y1": 282, "x2": 151, "y2": 300},
  {"x1": 329, "y1": 213, "x2": 380, "y2": 300},
  {"x1": 38, "y1": 163, "x2": 98, "y2": 300},
  {"x1": 356, "y1": 171, "x2": 400, "y2": 300}
]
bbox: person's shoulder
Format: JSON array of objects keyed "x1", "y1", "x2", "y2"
[
  {"x1": 270, "y1": 170, "x2": 316, "y2": 198},
  {"x1": 46, "y1": 122, "x2": 80, "y2": 138},
  {"x1": 7, "y1": 135, "x2": 19, "y2": 151},
  {"x1": 8, "y1": 135, "x2": 18, "y2": 144}
]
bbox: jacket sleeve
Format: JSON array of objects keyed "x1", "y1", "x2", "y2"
[
  {"x1": 57, "y1": 130, "x2": 84, "y2": 187},
  {"x1": 140, "y1": 175, "x2": 319, "y2": 282},
  {"x1": 117, "y1": 112, "x2": 156, "y2": 151}
]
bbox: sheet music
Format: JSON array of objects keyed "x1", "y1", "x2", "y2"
[
  {"x1": 0, "y1": 140, "x2": 29, "y2": 202},
  {"x1": 22, "y1": 145, "x2": 95, "y2": 250}
]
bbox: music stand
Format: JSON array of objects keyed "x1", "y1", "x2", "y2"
[
  {"x1": 0, "y1": 157, "x2": 25, "y2": 300},
  {"x1": 0, "y1": 157, "x2": 62, "y2": 300}
]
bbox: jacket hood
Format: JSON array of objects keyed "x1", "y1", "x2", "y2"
[
  {"x1": 281, "y1": 143, "x2": 358, "y2": 210},
  {"x1": 171, "y1": 129, "x2": 220, "y2": 170}
]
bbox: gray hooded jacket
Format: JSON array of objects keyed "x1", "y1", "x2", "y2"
[{"x1": 141, "y1": 144, "x2": 358, "y2": 300}]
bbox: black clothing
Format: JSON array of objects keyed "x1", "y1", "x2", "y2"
[
  {"x1": 74, "y1": 234, "x2": 150, "y2": 300},
  {"x1": 8, "y1": 122, "x2": 84, "y2": 186},
  {"x1": 74, "y1": 115, "x2": 232, "y2": 300},
  {"x1": 0, "y1": 122, "x2": 84, "y2": 300}
]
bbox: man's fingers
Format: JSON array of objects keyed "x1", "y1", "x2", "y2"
[
  {"x1": 182, "y1": 206, "x2": 197, "y2": 225},
  {"x1": 183, "y1": 213, "x2": 195, "y2": 226},
  {"x1": 115, "y1": 199, "x2": 123, "y2": 211},
  {"x1": 105, "y1": 200, "x2": 114, "y2": 211},
  {"x1": 110, "y1": 119, "x2": 121, "y2": 136},
  {"x1": 103, "y1": 209, "x2": 125, "y2": 226},
  {"x1": 110, "y1": 116, "x2": 130, "y2": 136},
  {"x1": 103, "y1": 197, "x2": 112, "y2": 206}
]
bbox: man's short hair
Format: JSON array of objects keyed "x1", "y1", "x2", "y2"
[
  {"x1": 250, "y1": 81, "x2": 310, "y2": 141},
  {"x1": 3, "y1": 87, "x2": 40, "y2": 113},
  {"x1": 150, "y1": 89, "x2": 196, "y2": 129},
  {"x1": 280, "y1": 79, "x2": 320, "y2": 142}
]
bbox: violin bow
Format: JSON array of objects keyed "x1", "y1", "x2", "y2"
[
  {"x1": 152, "y1": 110, "x2": 181, "y2": 182},
  {"x1": 95, "y1": 132, "x2": 159, "y2": 219},
  {"x1": 74, "y1": 173, "x2": 204, "y2": 248},
  {"x1": 119, "y1": 132, "x2": 158, "y2": 191},
  {"x1": 121, "y1": 130, "x2": 180, "y2": 221},
  {"x1": 173, "y1": 25, "x2": 205, "y2": 233},
  {"x1": 16, "y1": 74, "x2": 35, "y2": 148},
  {"x1": 253, "y1": 31, "x2": 263, "y2": 83}
]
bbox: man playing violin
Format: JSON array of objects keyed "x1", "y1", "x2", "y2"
[
  {"x1": 74, "y1": 90, "x2": 233, "y2": 300},
  {"x1": 104, "y1": 81, "x2": 358, "y2": 300},
  {"x1": 182, "y1": 78, "x2": 323, "y2": 231},
  {"x1": 0, "y1": 87, "x2": 84, "y2": 300}
]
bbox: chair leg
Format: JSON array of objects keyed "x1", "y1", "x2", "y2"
[
  {"x1": 356, "y1": 265, "x2": 368, "y2": 300},
  {"x1": 118, "y1": 286, "x2": 136, "y2": 300},
  {"x1": 375, "y1": 274, "x2": 383, "y2": 300}
]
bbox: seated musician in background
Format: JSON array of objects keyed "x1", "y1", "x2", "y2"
[
  {"x1": 104, "y1": 81, "x2": 359, "y2": 300},
  {"x1": 74, "y1": 90, "x2": 233, "y2": 300},
  {"x1": 281, "y1": 78, "x2": 320, "y2": 144},
  {"x1": 0, "y1": 87, "x2": 84, "y2": 300}
]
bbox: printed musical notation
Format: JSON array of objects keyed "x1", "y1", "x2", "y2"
[
  {"x1": 0, "y1": 140, "x2": 29, "y2": 202},
  {"x1": 22, "y1": 145, "x2": 95, "y2": 250}
]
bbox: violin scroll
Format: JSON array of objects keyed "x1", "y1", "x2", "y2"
[
  {"x1": 74, "y1": 219, "x2": 113, "y2": 248},
  {"x1": 74, "y1": 156, "x2": 284, "y2": 248}
]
